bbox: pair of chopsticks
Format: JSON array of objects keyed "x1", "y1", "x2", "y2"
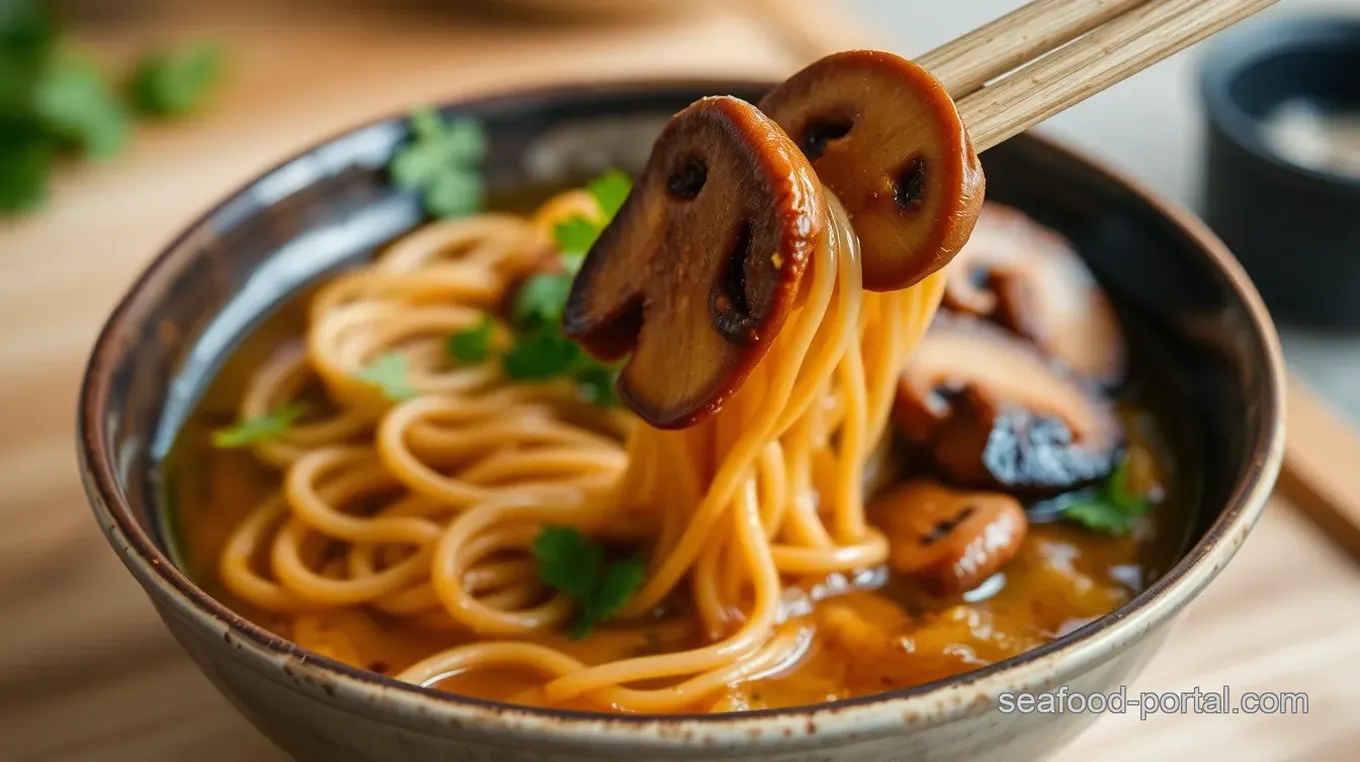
[{"x1": 753, "y1": 0, "x2": 1276, "y2": 151}]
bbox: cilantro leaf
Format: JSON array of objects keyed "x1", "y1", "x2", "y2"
[
  {"x1": 532, "y1": 526, "x2": 604, "y2": 602},
  {"x1": 127, "y1": 41, "x2": 225, "y2": 118},
  {"x1": 549, "y1": 214, "x2": 598, "y2": 261},
  {"x1": 0, "y1": 0, "x2": 56, "y2": 74},
  {"x1": 1061, "y1": 459, "x2": 1151, "y2": 535},
  {"x1": 355, "y1": 352, "x2": 417, "y2": 401},
  {"x1": 446, "y1": 314, "x2": 494, "y2": 364},
  {"x1": 586, "y1": 169, "x2": 631, "y2": 219},
  {"x1": 571, "y1": 557, "x2": 646, "y2": 639},
  {"x1": 501, "y1": 328, "x2": 580, "y2": 380},
  {"x1": 574, "y1": 363, "x2": 619, "y2": 406},
  {"x1": 1061, "y1": 499, "x2": 1136, "y2": 535},
  {"x1": 0, "y1": 129, "x2": 54, "y2": 212},
  {"x1": 550, "y1": 170, "x2": 631, "y2": 263},
  {"x1": 390, "y1": 108, "x2": 486, "y2": 218},
  {"x1": 33, "y1": 53, "x2": 130, "y2": 158},
  {"x1": 423, "y1": 166, "x2": 483, "y2": 219},
  {"x1": 532, "y1": 526, "x2": 645, "y2": 639},
  {"x1": 212, "y1": 402, "x2": 309, "y2": 449},
  {"x1": 495, "y1": 170, "x2": 630, "y2": 405},
  {"x1": 512, "y1": 272, "x2": 573, "y2": 329}
]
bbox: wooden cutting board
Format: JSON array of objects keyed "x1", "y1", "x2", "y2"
[{"x1": 1, "y1": 3, "x2": 1356, "y2": 760}]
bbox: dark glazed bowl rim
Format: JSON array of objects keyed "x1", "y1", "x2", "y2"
[
  {"x1": 78, "y1": 78, "x2": 1286, "y2": 749},
  {"x1": 1200, "y1": 14, "x2": 1360, "y2": 191}
]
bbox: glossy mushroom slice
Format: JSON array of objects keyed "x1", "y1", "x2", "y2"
[
  {"x1": 759, "y1": 49, "x2": 985, "y2": 291},
  {"x1": 562, "y1": 96, "x2": 826, "y2": 429},
  {"x1": 894, "y1": 316, "x2": 1122, "y2": 493},
  {"x1": 945, "y1": 203, "x2": 1127, "y2": 386},
  {"x1": 871, "y1": 478, "x2": 1028, "y2": 597}
]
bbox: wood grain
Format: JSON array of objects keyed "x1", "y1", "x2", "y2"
[
  {"x1": 0, "y1": 2, "x2": 1355, "y2": 761},
  {"x1": 1279, "y1": 377, "x2": 1360, "y2": 562},
  {"x1": 916, "y1": 0, "x2": 1152, "y2": 98}
]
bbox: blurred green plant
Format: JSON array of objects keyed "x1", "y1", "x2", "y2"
[{"x1": 0, "y1": 0, "x2": 227, "y2": 216}]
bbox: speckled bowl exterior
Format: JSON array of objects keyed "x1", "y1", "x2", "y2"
[{"x1": 78, "y1": 81, "x2": 1285, "y2": 762}]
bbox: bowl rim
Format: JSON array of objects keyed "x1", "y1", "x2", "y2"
[
  {"x1": 1199, "y1": 13, "x2": 1360, "y2": 191},
  {"x1": 78, "y1": 77, "x2": 1286, "y2": 749}
]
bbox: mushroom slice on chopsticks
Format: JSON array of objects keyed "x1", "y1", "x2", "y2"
[
  {"x1": 563, "y1": 96, "x2": 826, "y2": 429},
  {"x1": 760, "y1": 49, "x2": 985, "y2": 291}
]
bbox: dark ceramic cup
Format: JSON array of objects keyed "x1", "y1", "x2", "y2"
[
  {"x1": 1201, "y1": 15, "x2": 1360, "y2": 328},
  {"x1": 78, "y1": 80, "x2": 1285, "y2": 762}
]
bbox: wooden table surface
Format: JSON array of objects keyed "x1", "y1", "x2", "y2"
[{"x1": 1, "y1": 3, "x2": 1357, "y2": 760}]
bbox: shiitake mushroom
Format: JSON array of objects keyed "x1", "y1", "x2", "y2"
[
  {"x1": 872, "y1": 478, "x2": 1028, "y2": 596},
  {"x1": 945, "y1": 204, "x2": 1127, "y2": 386},
  {"x1": 562, "y1": 96, "x2": 826, "y2": 429},
  {"x1": 759, "y1": 50, "x2": 985, "y2": 292},
  {"x1": 894, "y1": 315, "x2": 1122, "y2": 493}
]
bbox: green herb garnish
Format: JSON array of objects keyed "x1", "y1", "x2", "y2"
[
  {"x1": 446, "y1": 314, "x2": 495, "y2": 364},
  {"x1": 552, "y1": 217, "x2": 597, "y2": 274},
  {"x1": 0, "y1": 131, "x2": 54, "y2": 212},
  {"x1": 127, "y1": 41, "x2": 225, "y2": 117},
  {"x1": 355, "y1": 352, "x2": 417, "y2": 401},
  {"x1": 501, "y1": 327, "x2": 581, "y2": 380},
  {"x1": 511, "y1": 271, "x2": 573, "y2": 329},
  {"x1": 574, "y1": 363, "x2": 619, "y2": 406},
  {"x1": 32, "y1": 52, "x2": 130, "y2": 157},
  {"x1": 585, "y1": 169, "x2": 631, "y2": 218},
  {"x1": 0, "y1": 1, "x2": 225, "y2": 215},
  {"x1": 1061, "y1": 458, "x2": 1151, "y2": 535},
  {"x1": 444, "y1": 170, "x2": 628, "y2": 405},
  {"x1": 390, "y1": 107, "x2": 486, "y2": 218},
  {"x1": 532, "y1": 526, "x2": 645, "y2": 639},
  {"x1": 212, "y1": 402, "x2": 308, "y2": 448},
  {"x1": 550, "y1": 169, "x2": 631, "y2": 264}
]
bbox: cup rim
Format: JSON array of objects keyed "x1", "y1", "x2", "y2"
[
  {"x1": 77, "y1": 77, "x2": 1286, "y2": 749},
  {"x1": 1199, "y1": 13, "x2": 1360, "y2": 191}
]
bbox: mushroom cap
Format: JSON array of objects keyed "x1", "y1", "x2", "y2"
[
  {"x1": 894, "y1": 315, "x2": 1123, "y2": 492},
  {"x1": 563, "y1": 96, "x2": 826, "y2": 429},
  {"x1": 759, "y1": 50, "x2": 985, "y2": 292},
  {"x1": 872, "y1": 478, "x2": 1028, "y2": 597},
  {"x1": 945, "y1": 203, "x2": 1127, "y2": 386}
]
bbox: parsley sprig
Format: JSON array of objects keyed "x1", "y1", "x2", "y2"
[
  {"x1": 355, "y1": 352, "x2": 417, "y2": 401},
  {"x1": 0, "y1": 1, "x2": 226, "y2": 215},
  {"x1": 532, "y1": 526, "x2": 645, "y2": 639},
  {"x1": 127, "y1": 41, "x2": 225, "y2": 118},
  {"x1": 550, "y1": 169, "x2": 630, "y2": 269},
  {"x1": 391, "y1": 107, "x2": 486, "y2": 218},
  {"x1": 212, "y1": 402, "x2": 308, "y2": 448},
  {"x1": 1061, "y1": 458, "x2": 1152, "y2": 535},
  {"x1": 438, "y1": 169, "x2": 632, "y2": 406},
  {"x1": 446, "y1": 314, "x2": 495, "y2": 364}
]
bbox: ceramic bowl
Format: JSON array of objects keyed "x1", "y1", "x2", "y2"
[{"x1": 78, "y1": 80, "x2": 1285, "y2": 762}]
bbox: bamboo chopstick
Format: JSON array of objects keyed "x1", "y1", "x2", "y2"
[
  {"x1": 915, "y1": 0, "x2": 1153, "y2": 99},
  {"x1": 953, "y1": 0, "x2": 1278, "y2": 152}
]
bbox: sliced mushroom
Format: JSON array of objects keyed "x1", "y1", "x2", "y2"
[
  {"x1": 759, "y1": 50, "x2": 985, "y2": 292},
  {"x1": 871, "y1": 478, "x2": 1028, "y2": 596},
  {"x1": 562, "y1": 96, "x2": 826, "y2": 429},
  {"x1": 945, "y1": 203, "x2": 1127, "y2": 386},
  {"x1": 894, "y1": 316, "x2": 1122, "y2": 492}
]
